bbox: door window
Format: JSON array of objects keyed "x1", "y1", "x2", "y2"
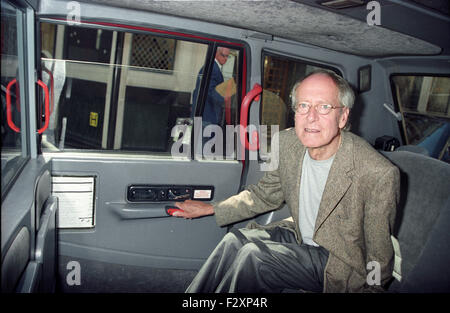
[{"x1": 39, "y1": 22, "x2": 243, "y2": 158}]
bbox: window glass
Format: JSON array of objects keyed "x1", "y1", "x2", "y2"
[
  {"x1": 200, "y1": 46, "x2": 241, "y2": 128},
  {"x1": 41, "y1": 23, "x2": 112, "y2": 150},
  {"x1": 65, "y1": 26, "x2": 112, "y2": 64},
  {"x1": 1, "y1": 0, "x2": 28, "y2": 198},
  {"x1": 118, "y1": 33, "x2": 208, "y2": 152},
  {"x1": 391, "y1": 75, "x2": 449, "y2": 161},
  {"x1": 189, "y1": 46, "x2": 242, "y2": 159},
  {"x1": 41, "y1": 23, "x2": 241, "y2": 156},
  {"x1": 261, "y1": 54, "x2": 333, "y2": 153}
]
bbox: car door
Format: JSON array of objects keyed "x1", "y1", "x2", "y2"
[
  {"x1": 1, "y1": 0, "x2": 56, "y2": 293},
  {"x1": 37, "y1": 2, "x2": 250, "y2": 292}
]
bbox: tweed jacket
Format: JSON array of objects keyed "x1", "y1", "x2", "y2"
[{"x1": 214, "y1": 128, "x2": 400, "y2": 292}]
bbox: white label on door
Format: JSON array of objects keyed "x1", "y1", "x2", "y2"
[
  {"x1": 193, "y1": 189, "x2": 212, "y2": 200},
  {"x1": 52, "y1": 176, "x2": 95, "y2": 228}
]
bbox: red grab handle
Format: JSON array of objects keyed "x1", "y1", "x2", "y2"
[
  {"x1": 240, "y1": 83, "x2": 262, "y2": 151},
  {"x1": 6, "y1": 79, "x2": 20, "y2": 133},
  {"x1": 5, "y1": 79, "x2": 50, "y2": 134},
  {"x1": 165, "y1": 206, "x2": 184, "y2": 216}
]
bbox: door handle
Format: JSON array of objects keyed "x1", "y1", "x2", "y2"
[
  {"x1": 165, "y1": 206, "x2": 184, "y2": 216},
  {"x1": 6, "y1": 78, "x2": 50, "y2": 134},
  {"x1": 108, "y1": 202, "x2": 168, "y2": 219},
  {"x1": 107, "y1": 202, "x2": 185, "y2": 219}
]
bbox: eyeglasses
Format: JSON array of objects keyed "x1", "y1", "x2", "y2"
[{"x1": 295, "y1": 102, "x2": 344, "y2": 115}]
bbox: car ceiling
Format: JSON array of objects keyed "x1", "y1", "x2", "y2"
[{"x1": 76, "y1": 0, "x2": 449, "y2": 58}]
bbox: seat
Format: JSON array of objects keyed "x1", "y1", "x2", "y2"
[
  {"x1": 1, "y1": 227, "x2": 31, "y2": 292},
  {"x1": 16, "y1": 169, "x2": 58, "y2": 293},
  {"x1": 381, "y1": 151, "x2": 450, "y2": 292},
  {"x1": 395, "y1": 145, "x2": 429, "y2": 156}
]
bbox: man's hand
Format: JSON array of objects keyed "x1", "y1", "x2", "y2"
[{"x1": 173, "y1": 200, "x2": 214, "y2": 219}]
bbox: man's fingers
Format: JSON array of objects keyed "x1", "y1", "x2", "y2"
[
  {"x1": 173, "y1": 210, "x2": 192, "y2": 219},
  {"x1": 172, "y1": 202, "x2": 190, "y2": 218},
  {"x1": 172, "y1": 210, "x2": 182, "y2": 217},
  {"x1": 172, "y1": 200, "x2": 207, "y2": 219}
]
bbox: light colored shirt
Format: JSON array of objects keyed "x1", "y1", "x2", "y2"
[{"x1": 298, "y1": 150, "x2": 334, "y2": 246}]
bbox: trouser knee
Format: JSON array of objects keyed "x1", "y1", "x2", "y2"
[
  {"x1": 235, "y1": 242, "x2": 262, "y2": 263},
  {"x1": 216, "y1": 231, "x2": 245, "y2": 252}
]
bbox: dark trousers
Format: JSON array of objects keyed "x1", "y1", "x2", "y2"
[{"x1": 186, "y1": 226, "x2": 329, "y2": 293}]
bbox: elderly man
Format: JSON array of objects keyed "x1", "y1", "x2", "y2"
[
  {"x1": 192, "y1": 47, "x2": 231, "y2": 126},
  {"x1": 175, "y1": 69, "x2": 400, "y2": 293}
]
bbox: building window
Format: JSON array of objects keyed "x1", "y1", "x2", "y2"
[{"x1": 130, "y1": 34, "x2": 176, "y2": 71}]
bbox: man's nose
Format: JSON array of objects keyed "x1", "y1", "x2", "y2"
[{"x1": 306, "y1": 106, "x2": 319, "y2": 122}]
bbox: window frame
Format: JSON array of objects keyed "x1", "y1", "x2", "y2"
[{"x1": 1, "y1": 0, "x2": 32, "y2": 200}]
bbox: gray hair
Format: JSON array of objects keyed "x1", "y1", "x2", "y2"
[{"x1": 290, "y1": 68, "x2": 355, "y2": 112}]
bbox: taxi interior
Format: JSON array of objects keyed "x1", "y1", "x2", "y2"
[{"x1": 1, "y1": 0, "x2": 449, "y2": 293}]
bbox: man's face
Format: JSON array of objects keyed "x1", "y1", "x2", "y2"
[
  {"x1": 216, "y1": 48, "x2": 230, "y2": 65},
  {"x1": 294, "y1": 74, "x2": 349, "y2": 159}
]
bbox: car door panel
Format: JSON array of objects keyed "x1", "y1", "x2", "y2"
[
  {"x1": 1, "y1": 157, "x2": 53, "y2": 292},
  {"x1": 35, "y1": 2, "x2": 248, "y2": 291},
  {"x1": 50, "y1": 156, "x2": 241, "y2": 270}
]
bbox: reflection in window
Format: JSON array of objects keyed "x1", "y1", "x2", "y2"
[
  {"x1": 392, "y1": 75, "x2": 449, "y2": 161},
  {"x1": 66, "y1": 26, "x2": 112, "y2": 64}
]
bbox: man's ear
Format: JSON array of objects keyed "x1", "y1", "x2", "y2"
[{"x1": 338, "y1": 107, "x2": 350, "y2": 129}]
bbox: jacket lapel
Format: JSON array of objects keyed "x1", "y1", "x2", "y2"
[{"x1": 314, "y1": 131, "x2": 354, "y2": 233}]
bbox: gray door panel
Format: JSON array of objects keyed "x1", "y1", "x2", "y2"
[
  {"x1": 50, "y1": 156, "x2": 242, "y2": 270},
  {"x1": 1, "y1": 157, "x2": 53, "y2": 292}
]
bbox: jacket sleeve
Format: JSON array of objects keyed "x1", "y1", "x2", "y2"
[
  {"x1": 214, "y1": 162, "x2": 285, "y2": 227},
  {"x1": 363, "y1": 165, "x2": 400, "y2": 292}
]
